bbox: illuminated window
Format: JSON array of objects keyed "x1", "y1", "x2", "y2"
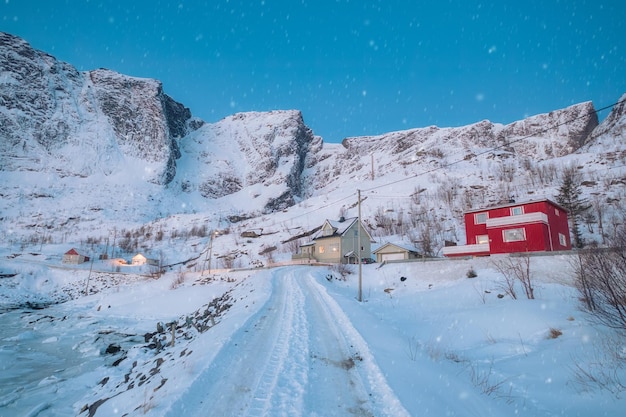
[
  {"x1": 318, "y1": 246, "x2": 325, "y2": 254},
  {"x1": 559, "y1": 233, "x2": 567, "y2": 246},
  {"x1": 475, "y1": 213, "x2": 488, "y2": 224},
  {"x1": 511, "y1": 206, "x2": 523, "y2": 216},
  {"x1": 330, "y1": 243, "x2": 339, "y2": 252},
  {"x1": 503, "y1": 228, "x2": 525, "y2": 242},
  {"x1": 476, "y1": 235, "x2": 489, "y2": 244}
]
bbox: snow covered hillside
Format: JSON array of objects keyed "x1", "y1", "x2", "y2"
[{"x1": 1, "y1": 251, "x2": 624, "y2": 416}]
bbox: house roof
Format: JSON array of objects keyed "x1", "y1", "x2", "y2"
[
  {"x1": 312, "y1": 217, "x2": 357, "y2": 239},
  {"x1": 305, "y1": 217, "x2": 374, "y2": 243},
  {"x1": 372, "y1": 242, "x2": 420, "y2": 254},
  {"x1": 464, "y1": 198, "x2": 567, "y2": 214},
  {"x1": 64, "y1": 248, "x2": 80, "y2": 255}
]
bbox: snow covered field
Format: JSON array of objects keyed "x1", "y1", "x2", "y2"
[{"x1": 1, "y1": 252, "x2": 625, "y2": 416}]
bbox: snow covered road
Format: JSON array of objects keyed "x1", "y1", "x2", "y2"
[{"x1": 165, "y1": 267, "x2": 410, "y2": 417}]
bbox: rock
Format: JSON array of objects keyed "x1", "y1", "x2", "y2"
[{"x1": 105, "y1": 343, "x2": 121, "y2": 354}]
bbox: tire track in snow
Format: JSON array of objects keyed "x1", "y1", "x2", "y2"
[
  {"x1": 301, "y1": 272, "x2": 411, "y2": 417},
  {"x1": 244, "y1": 269, "x2": 309, "y2": 417},
  {"x1": 164, "y1": 268, "x2": 309, "y2": 417},
  {"x1": 164, "y1": 267, "x2": 410, "y2": 417}
]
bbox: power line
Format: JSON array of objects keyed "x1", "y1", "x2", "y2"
[
  {"x1": 364, "y1": 163, "x2": 626, "y2": 202},
  {"x1": 270, "y1": 97, "x2": 625, "y2": 226}
]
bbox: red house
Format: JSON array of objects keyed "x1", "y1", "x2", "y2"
[{"x1": 443, "y1": 199, "x2": 572, "y2": 257}]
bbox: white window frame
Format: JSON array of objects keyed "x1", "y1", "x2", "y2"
[
  {"x1": 318, "y1": 245, "x2": 325, "y2": 254},
  {"x1": 559, "y1": 233, "x2": 567, "y2": 246},
  {"x1": 503, "y1": 228, "x2": 526, "y2": 242},
  {"x1": 475, "y1": 212, "x2": 488, "y2": 224},
  {"x1": 511, "y1": 206, "x2": 524, "y2": 216}
]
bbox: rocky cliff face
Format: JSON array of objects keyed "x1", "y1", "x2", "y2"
[
  {"x1": 174, "y1": 110, "x2": 321, "y2": 213},
  {"x1": 588, "y1": 93, "x2": 626, "y2": 141},
  {"x1": 339, "y1": 101, "x2": 598, "y2": 162},
  {"x1": 0, "y1": 32, "x2": 192, "y2": 184},
  {"x1": 303, "y1": 101, "x2": 601, "y2": 194},
  {"x1": 1, "y1": 31, "x2": 624, "y2": 243}
]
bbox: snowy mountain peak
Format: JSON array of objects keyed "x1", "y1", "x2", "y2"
[
  {"x1": 0, "y1": 32, "x2": 192, "y2": 185},
  {"x1": 340, "y1": 101, "x2": 598, "y2": 161}
]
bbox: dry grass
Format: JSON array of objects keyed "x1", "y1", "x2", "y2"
[{"x1": 547, "y1": 327, "x2": 563, "y2": 339}]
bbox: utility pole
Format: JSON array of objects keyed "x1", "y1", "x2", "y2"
[
  {"x1": 85, "y1": 256, "x2": 94, "y2": 296},
  {"x1": 208, "y1": 232, "x2": 215, "y2": 274},
  {"x1": 111, "y1": 227, "x2": 117, "y2": 259},
  {"x1": 104, "y1": 237, "x2": 109, "y2": 260},
  {"x1": 357, "y1": 189, "x2": 362, "y2": 302},
  {"x1": 202, "y1": 230, "x2": 218, "y2": 276}
]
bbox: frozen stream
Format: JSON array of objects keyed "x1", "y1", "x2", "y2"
[{"x1": 0, "y1": 304, "x2": 125, "y2": 416}]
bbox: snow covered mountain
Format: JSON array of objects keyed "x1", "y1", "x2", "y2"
[
  {"x1": 0, "y1": 32, "x2": 321, "y2": 236},
  {"x1": 1, "y1": 32, "x2": 626, "y2": 417},
  {"x1": 1, "y1": 31, "x2": 625, "y2": 260},
  {"x1": 0, "y1": 32, "x2": 192, "y2": 185}
]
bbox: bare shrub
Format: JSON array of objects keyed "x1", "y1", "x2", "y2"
[
  {"x1": 221, "y1": 255, "x2": 234, "y2": 269},
  {"x1": 572, "y1": 235, "x2": 626, "y2": 331},
  {"x1": 492, "y1": 253, "x2": 534, "y2": 300},
  {"x1": 283, "y1": 238, "x2": 301, "y2": 254},
  {"x1": 190, "y1": 224, "x2": 208, "y2": 238},
  {"x1": 436, "y1": 180, "x2": 459, "y2": 207},
  {"x1": 409, "y1": 206, "x2": 444, "y2": 257},
  {"x1": 330, "y1": 262, "x2": 352, "y2": 280},
  {"x1": 170, "y1": 270, "x2": 186, "y2": 290},
  {"x1": 467, "y1": 359, "x2": 514, "y2": 398},
  {"x1": 406, "y1": 336, "x2": 420, "y2": 361},
  {"x1": 418, "y1": 223, "x2": 436, "y2": 257},
  {"x1": 410, "y1": 187, "x2": 426, "y2": 206},
  {"x1": 495, "y1": 162, "x2": 516, "y2": 183},
  {"x1": 571, "y1": 334, "x2": 626, "y2": 396},
  {"x1": 373, "y1": 206, "x2": 394, "y2": 236},
  {"x1": 569, "y1": 223, "x2": 626, "y2": 396}
]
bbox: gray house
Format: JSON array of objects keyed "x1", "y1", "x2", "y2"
[{"x1": 294, "y1": 217, "x2": 373, "y2": 264}]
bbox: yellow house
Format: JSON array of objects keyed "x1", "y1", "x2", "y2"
[
  {"x1": 372, "y1": 242, "x2": 421, "y2": 263},
  {"x1": 295, "y1": 217, "x2": 373, "y2": 264},
  {"x1": 132, "y1": 253, "x2": 159, "y2": 266}
]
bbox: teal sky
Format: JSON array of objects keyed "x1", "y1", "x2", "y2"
[{"x1": 2, "y1": 0, "x2": 625, "y2": 143}]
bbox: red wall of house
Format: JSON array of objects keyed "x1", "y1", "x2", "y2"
[
  {"x1": 464, "y1": 200, "x2": 571, "y2": 254},
  {"x1": 464, "y1": 212, "x2": 487, "y2": 245},
  {"x1": 489, "y1": 223, "x2": 551, "y2": 254},
  {"x1": 542, "y1": 200, "x2": 572, "y2": 250}
]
